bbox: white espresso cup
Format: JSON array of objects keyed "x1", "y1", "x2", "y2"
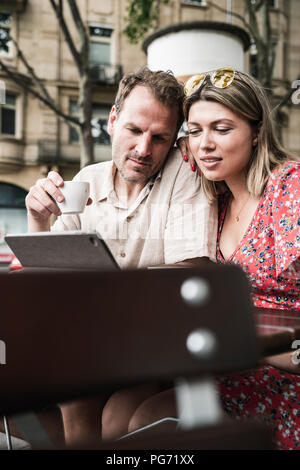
[{"x1": 57, "y1": 181, "x2": 90, "y2": 214}]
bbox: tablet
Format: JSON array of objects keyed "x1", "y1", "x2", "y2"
[{"x1": 4, "y1": 231, "x2": 119, "y2": 270}]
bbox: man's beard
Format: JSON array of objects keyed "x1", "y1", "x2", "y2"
[
  {"x1": 118, "y1": 165, "x2": 149, "y2": 184},
  {"x1": 118, "y1": 153, "x2": 153, "y2": 184}
]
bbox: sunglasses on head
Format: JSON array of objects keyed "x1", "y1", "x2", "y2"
[{"x1": 184, "y1": 67, "x2": 235, "y2": 96}]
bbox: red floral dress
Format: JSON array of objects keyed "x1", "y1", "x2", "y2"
[
  {"x1": 216, "y1": 161, "x2": 300, "y2": 310},
  {"x1": 215, "y1": 161, "x2": 300, "y2": 450}
]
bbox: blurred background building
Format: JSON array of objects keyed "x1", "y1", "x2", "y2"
[{"x1": 0, "y1": 0, "x2": 299, "y2": 263}]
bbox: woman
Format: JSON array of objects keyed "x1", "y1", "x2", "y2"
[
  {"x1": 182, "y1": 68, "x2": 299, "y2": 311},
  {"x1": 104, "y1": 69, "x2": 300, "y2": 449}
]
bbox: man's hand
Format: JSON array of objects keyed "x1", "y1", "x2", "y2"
[
  {"x1": 25, "y1": 171, "x2": 65, "y2": 232},
  {"x1": 26, "y1": 171, "x2": 93, "y2": 233}
]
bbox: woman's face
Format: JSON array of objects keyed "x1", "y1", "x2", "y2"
[{"x1": 187, "y1": 100, "x2": 257, "y2": 184}]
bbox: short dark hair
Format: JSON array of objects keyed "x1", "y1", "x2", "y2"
[{"x1": 115, "y1": 67, "x2": 184, "y2": 131}]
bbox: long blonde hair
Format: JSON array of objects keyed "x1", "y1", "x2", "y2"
[{"x1": 183, "y1": 71, "x2": 299, "y2": 202}]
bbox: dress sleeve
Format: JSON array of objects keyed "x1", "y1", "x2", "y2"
[{"x1": 271, "y1": 162, "x2": 300, "y2": 279}]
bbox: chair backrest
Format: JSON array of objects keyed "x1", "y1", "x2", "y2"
[{"x1": 0, "y1": 264, "x2": 258, "y2": 416}]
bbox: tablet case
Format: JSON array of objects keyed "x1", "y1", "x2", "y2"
[{"x1": 5, "y1": 231, "x2": 119, "y2": 270}]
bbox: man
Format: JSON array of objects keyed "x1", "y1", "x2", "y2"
[
  {"x1": 25, "y1": 67, "x2": 217, "y2": 444},
  {"x1": 26, "y1": 67, "x2": 216, "y2": 268}
]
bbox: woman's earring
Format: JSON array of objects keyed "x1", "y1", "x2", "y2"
[{"x1": 253, "y1": 137, "x2": 258, "y2": 146}]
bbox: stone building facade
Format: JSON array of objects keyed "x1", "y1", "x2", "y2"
[{"x1": 0, "y1": 0, "x2": 299, "y2": 260}]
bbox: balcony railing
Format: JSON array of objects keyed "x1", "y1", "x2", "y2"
[{"x1": 90, "y1": 64, "x2": 123, "y2": 86}]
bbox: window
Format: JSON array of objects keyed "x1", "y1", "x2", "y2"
[
  {"x1": 69, "y1": 101, "x2": 111, "y2": 145},
  {"x1": 89, "y1": 24, "x2": 113, "y2": 67},
  {"x1": 89, "y1": 25, "x2": 113, "y2": 39},
  {"x1": 0, "y1": 80, "x2": 5, "y2": 105},
  {"x1": 91, "y1": 104, "x2": 111, "y2": 145},
  {"x1": 249, "y1": 39, "x2": 258, "y2": 78},
  {"x1": 251, "y1": 0, "x2": 278, "y2": 7},
  {"x1": 90, "y1": 42, "x2": 110, "y2": 66},
  {"x1": 0, "y1": 183, "x2": 27, "y2": 262},
  {"x1": 0, "y1": 182, "x2": 27, "y2": 208},
  {"x1": 181, "y1": 0, "x2": 207, "y2": 6},
  {"x1": 250, "y1": 53, "x2": 259, "y2": 79},
  {"x1": 69, "y1": 100, "x2": 80, "y2": 144},
  {"x1": 0, "y1": 12, "x2": 12, "y2": 56},
  {"x1": 0, "y1": 92, "x2": 16, "y2": 136}
]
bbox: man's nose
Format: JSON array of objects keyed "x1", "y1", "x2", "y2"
[
  {"x1": 200, "y1": 131, "x2": 216, "y2": 151},
  {"x1": 135, "y1": 134, "x2": 152, "y2": 157}
]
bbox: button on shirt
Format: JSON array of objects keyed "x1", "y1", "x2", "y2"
[{"x1": 51, "y1": 149, "x2": 217, "y2": 269}]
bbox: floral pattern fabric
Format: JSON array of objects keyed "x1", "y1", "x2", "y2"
[
  {"x1": 216, "y1": 161, "x2": 300, "y2": 310},
  {"x1": 216, "y1": 365, "x2": 300, "y2": 450},
  {"x1": 215, "y1": 161, "x2": 300, "y2": 449}
]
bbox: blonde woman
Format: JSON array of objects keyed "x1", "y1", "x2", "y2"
[
  {"x1": 182, "y1": 68, "x2": 299, "y2": 310},
  {"x1": 115, "y1": 70, "x2": 300, "y2": 449}
]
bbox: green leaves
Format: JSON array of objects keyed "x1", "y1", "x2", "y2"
[{"x1": 124, "y1": 0, "x2": 169, "y2": 43}]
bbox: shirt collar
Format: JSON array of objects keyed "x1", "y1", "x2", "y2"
[
  {"x1": 96, "y1": 162, "x2": 162, "y2": 203},
  {"x1": 96, "y1": 161, "x2": 116, "y2": 202}
]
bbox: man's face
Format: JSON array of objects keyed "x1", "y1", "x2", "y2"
[{"x1": 108, "y1": 85, "x2": 178, "y2": 184}]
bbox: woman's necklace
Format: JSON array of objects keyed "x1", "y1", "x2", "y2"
[{"x1": 231, "y1": 193, "x2": 251, "y2": 222}]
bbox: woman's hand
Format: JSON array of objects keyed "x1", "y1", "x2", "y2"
[{"x1": 176, "y1": 136, "x2": 199, "y2": 174}]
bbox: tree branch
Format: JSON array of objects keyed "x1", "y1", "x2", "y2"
[
  {"x1": 67, "y1": 0, "x2": 87, "y2": 40},
  {"x1": 254, "y1": 0, "x2": 264, "y2": 11},
  {"x1": 49, "y1": 0, "x2": 82, "y2": 73},
  {"x1": 207, "y1": 1, "x2": 255, "y2": 37},
  {"x1": 269, "y1": 40, "x2": 276, "y2": 81},
  {"x1": 0, "y1": 59, "x2": 81, "y2": 130},
  {"x1": 66, "y1": 0, "x2": 89, "y2": 72},
  {"x1": 244, "y1": 0, "x2": 261, "y2": 42}
]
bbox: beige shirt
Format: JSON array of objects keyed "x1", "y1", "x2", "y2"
[{"x1": 51, "y1": 149, "x2": 217, "y2": 269}]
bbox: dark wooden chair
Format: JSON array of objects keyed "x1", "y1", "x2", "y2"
[{"x1": 0, "y1": 264, "x2": 272, "y2": 449}]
